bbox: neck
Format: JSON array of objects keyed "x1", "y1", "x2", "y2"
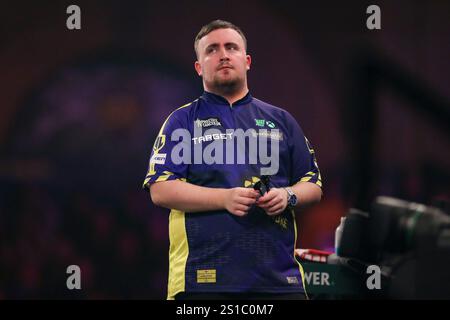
[{"x1": 205, "y1": 84, "x2": 249, "y2": 105}]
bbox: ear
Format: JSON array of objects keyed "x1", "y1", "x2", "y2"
[
  {"x1": 194, "y1": 61, "x2": 202, "y2": 76},
  {"x1": 246, "y1": 54, "x2": 252, "y2": 70}
]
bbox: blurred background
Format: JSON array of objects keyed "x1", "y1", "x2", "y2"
[{"x1": 0, "y1": 0, "x2": 448, "y2": 299}]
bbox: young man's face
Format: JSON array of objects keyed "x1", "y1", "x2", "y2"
[{"x1": 195, "y1": 28, "x2": 251, "y2": 93}]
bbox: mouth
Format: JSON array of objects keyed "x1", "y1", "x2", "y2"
[{"x1": 217, "y1": 65, "x2": 233, "y2": 71}]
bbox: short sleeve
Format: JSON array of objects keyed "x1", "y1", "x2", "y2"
[
  {"x1": 142, "y1": 108, "x2": 190, "y2": 191},
  {"x1": 285, "y1": 112, "x2": 322, "y2": 188}
]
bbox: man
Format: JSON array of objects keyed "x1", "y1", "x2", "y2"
[{"x1": 143, "y1": 20, "x2": 322, "y2": 300}]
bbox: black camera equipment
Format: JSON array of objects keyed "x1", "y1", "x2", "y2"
[{"x1": 336, "y1": 196, "x2": 450, "y2": 299}]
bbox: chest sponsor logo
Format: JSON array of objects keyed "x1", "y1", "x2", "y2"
[
  {"x1": 255, "y1": 119, "x2": 265, "y2": 127},
  {"x1": 195, "y1": 117, "x2": 222, "y2": 128},
  {"x1": 251, "y1": 130, "x2": 283, "y2": 141},
  {"x1": 170, "y1": 127, "x2": 281, "y2": 175},
  {"x1": 192, "y1": 132, "x2": 233, "y2": 145},
  {"x1": 266, "y1": 121, "x2": 276, "y2": 128},
  {"x1": 191, "y1": 130, "x2": 282, "y2": 144},
  {"x1": 255, "y1": 119, "x2": 277, "y2": 129}
]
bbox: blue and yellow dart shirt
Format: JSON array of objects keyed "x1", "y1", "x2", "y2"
[{"x1": 143, "y1": 91, "x2": 322, "y2": 299}]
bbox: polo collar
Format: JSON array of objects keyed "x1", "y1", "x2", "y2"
[{"x1": 201, "y1": 91, "x2": 253, "y2": 106}]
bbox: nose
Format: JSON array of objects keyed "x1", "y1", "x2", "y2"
[{"x1": 219, "y1": 47, "x2": 230, "y2": 61}]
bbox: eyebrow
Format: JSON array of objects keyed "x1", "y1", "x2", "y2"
[{"x1": 204, "y1": 42, "x2": 240, "y2": 52}]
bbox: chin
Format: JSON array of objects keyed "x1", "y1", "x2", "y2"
[{"x1": 214, "y1": 76, "x2": 240, "y2": 87}]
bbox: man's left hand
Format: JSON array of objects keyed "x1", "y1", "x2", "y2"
[{"x1": 256, "y1": 188, "x2": 288, "y2": 216}]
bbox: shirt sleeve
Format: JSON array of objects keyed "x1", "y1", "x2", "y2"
[
  {"x1": 285, "y1": 112, "x2": 322, "y2": 188},
  {"x1": 142, "y1": 109, "x2": 190, "y2": 191}
]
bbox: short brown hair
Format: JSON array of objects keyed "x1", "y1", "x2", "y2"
[{"x1": 194, "y1": 20, "x2": 247, "y2": 57}]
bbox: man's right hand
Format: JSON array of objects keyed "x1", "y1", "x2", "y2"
[{"x1": 223, "y1": 188, "x2": 259, "y2": 216}]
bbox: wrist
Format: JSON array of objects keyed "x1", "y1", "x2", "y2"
[
  {"x1": 219, "y1": 188, "x2": 230, "y2": 210},
  {"x1": 285, "y1": 187, "x2": 298, "y2": 208}
]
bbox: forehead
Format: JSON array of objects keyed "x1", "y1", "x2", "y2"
[{"x1": 198, "y1": 28, "x2": 245, "y2": 49}]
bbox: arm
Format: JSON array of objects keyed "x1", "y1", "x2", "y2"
[
  {"x1": 150, "y1": 179, "x2": 260, "y2": 216},
  {"x1": 291, "y1": 181, "x2": 323, "y2": 210}
]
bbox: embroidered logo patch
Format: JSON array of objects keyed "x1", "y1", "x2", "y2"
[
  {"x1": 197, "y1": 269, "x2": 216, "y2": 283},
  {"x1": 266, "y1": 121, "x2": 276, "y2": 128},
  {"x1": 255, "y1": 119, "x2": 265, "y2": 127},
  {"x1": 195, "y1": 117, "x2": 222, "y2": 128},
  {"x1": 150, "y1": 153, "x2": 166, "y2": 165},
  {"x1": 255, "y1": 119, "x2": 276, "y2": 128},
  {"x1": 286, "y1": 276, "x2": 299, "y2": 284}
]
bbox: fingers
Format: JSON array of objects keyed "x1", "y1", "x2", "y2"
[
  {"x1": 258, "y1": 196, "x2": 279, "y2": 209},
  {"x1": 229, "y1": 194, "x2": 253, "y2": 216},
  {"x1": 236, "y1": 204, "x2": 250, "y2": 212},
  {"x1": 233, "y1": 210, "x2": 247, "y2": 216},
  {"x1": 255, "y1": 188, "x2": 288, "y2": 215},
  {"x1": 240, "y1": 188, "x2": 259, "y2": 199},
  {"x1": 236, "y1": 188, "x2": 258, "y2": 205},
  {"x1": 258, "y1": 191, "x2": 282, "y2": 209},
  {"x1": 237, "y1": 196, "x2": 257, "y2": 206},
  {"x1": 257, "y1": 189, "x2": 277, "y2": 204},
  {"x1": 226, "y1": 188, "x2": 263, "y2": 217},
  {"x1": 230, "y1": 204, "x2": 251, "y2": 216},
  {"x1": 229, "y1": 188, "x2": 289, "y2": 216}
]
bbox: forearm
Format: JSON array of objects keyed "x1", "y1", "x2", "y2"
[
  {"x1": 290, "y1": 181, "x2": 322, "y2": 209},
  {"x1": 149, "y1": 180, "x2": 228, "y2": 212}
]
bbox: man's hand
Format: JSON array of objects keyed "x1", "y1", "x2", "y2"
[
  {"x1": 224, "y1": 188, "x2": 259, "y2": 216},
  {"x1": 256, "y1": 188, "x2": 288, "y2": 216}
]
